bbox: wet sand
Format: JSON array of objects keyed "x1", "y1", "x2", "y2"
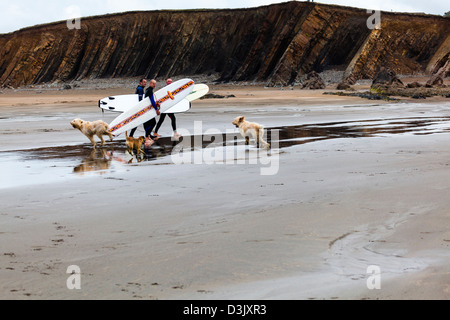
[{"x1": 1, "y1": 83, "x2": 450, "y2": 300}]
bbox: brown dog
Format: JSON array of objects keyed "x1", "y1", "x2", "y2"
[
  {"x1": 70, "y1": 118, "x2": 113, "y2": 148},
  {"x1": 125, "y1": 132, "x2": 145, "y2": 157},
  {"x1": 232, "y1": 116, "x2": 270, "y2": 149}
]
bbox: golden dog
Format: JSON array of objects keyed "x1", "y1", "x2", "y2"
[
  {"x1": 125, "y1": 131, "x2": 145, "y2": 157},
  {"x1": 70, "y1": 118, "x2": 113, "y2": 148},
  {"x1": 232, "y1": 116, "x2": 270, "y2": 149}
]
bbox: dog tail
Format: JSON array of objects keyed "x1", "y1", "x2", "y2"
[{"x1": 125, "y1": 131, "x2": 128, "y2": 138}]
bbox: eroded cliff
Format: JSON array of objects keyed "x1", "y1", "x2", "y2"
[{"x1": 0, "y1": 1, "x2": 448, "y2": 87}]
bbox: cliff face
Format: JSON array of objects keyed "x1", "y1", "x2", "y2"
[{"x1": 0, "y1": 1, "x2": 449, "y2": 88}]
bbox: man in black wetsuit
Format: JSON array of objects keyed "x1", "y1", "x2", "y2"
[
  {"x1": 129, "y1": 78, "x2": 147, "y2": 137},
  {"x1": 153, "y1": 78, "x2": 180, "y2": 140}
]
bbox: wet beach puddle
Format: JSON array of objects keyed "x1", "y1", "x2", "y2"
[{"x1": 2, "y1": 116, "x2": 450, "y2": 188}]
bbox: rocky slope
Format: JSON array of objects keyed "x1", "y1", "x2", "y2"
[{"x1": 0, "y1": 1, "x2": 448, "y2": 88}]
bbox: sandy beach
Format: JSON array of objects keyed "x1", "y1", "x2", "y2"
[{"x1": 1, "y1": 81, "x2": 450, "y2": 300}]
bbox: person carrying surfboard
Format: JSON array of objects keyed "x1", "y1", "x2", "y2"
[
  {"x1": 129, "y1": 78, "x2": 147, "y2": 137},
  {"x1": 142, "y1": 79, "x2": 161, "y2": 147},
  {"x1": 152, "y1": 78, "x2": 181, "y2": 141}
]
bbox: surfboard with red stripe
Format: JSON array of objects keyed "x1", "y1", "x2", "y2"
[{"x1": 108, "y1": 79, "x2": 194, "y2": 136}]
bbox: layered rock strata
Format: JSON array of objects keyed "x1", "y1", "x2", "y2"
[{"x1": 0, "y1": 1, "x2": 448, "y2": 88}]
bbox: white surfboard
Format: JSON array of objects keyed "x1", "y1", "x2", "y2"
[
  {"x1": 99, "y1": 84, "x2": 208, "y2": 113},
  {"x1": 186, "y1": 84, "x2": 209, "y2": 102},
  {"x1": 108, "y1": 79, "x2": 194, "y2": 137},
  {"x1": 165, "y1": 99, "x2": 191, "y2": 113},
  {"x1": 99, "y1": 94, "x2": 191, "y2": 114},
  {"x1": 99, "y1": 94, "x2": 140, "y2": 113}
]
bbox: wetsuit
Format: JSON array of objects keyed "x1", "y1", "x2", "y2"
[
  {"x1": 129, "y1": 84, "x2": 146, "y2": 137},
  {"x1": 154, "y1": 113, "x2": 176, "y2": 134},
  {"x1": 136, "y1": 84, "x2": 145, "y2": 100},
  {"x1": 142, "y1": 86, "x2": 160, "y2": 138}
]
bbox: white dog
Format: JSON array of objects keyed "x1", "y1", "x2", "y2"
[
  {"x1": 232, "y1": 116, "x2": 270, "y2": 149},
  {"x1": 70, "y1": 118, "x2": 113, "y2": 148}
]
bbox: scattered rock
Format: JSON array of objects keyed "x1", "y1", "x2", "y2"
[
  {"x1": 301, "y1": 71, "x2": 326, "y2": 90},
  {"x1": 371, "y1": 67, "x2": 404, "y2": 90},
  {"x1": 412, "y1": 93, "x2": 426, "y2": 99},
  {"x1": 406, "y1": 81, "x2": 422, "y2": 88},
  {"x1": 425, "y1": 66, "x2": 446, "y2": 87},
  {"x1": 324, "y1": 91, "x2": 398, "y2": 101},
  {"x1": 336, "y1": 82, "x2": 351, "y2": 90},
  {"x1": 200, "y1": 93, "x2": 235, "y2": 99},
  {"x1": 336, "y1": 73, "x2": 358, "y2": 90}
]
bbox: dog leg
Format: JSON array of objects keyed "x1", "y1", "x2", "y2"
[
  {"x1": 255, "y1": 128, "x2": 260, "y2": 148},
  {"x1": 98, "y1": 134, "x2": 106, "y2": 146},
  {"x1": 245, "y1": 136, "x2": 250, "y2": 145},
  {"x1": 257, "y1": 127, "x2": 269, "y2": 149},
  {"x1": 88, "y1": 136, "x2": 97, "y2": 149},
  {"x1": 103, "y1": 131, "x2": 113, "y2": 142},
  {"x1": 136, "y1": 145, "x2": 142, "y2": 157},
  {"x1": 137, "y1": 150, "x2": 145, "y2": 162}
]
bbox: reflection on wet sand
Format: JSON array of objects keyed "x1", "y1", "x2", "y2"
[
  {"x1": 273, "y1": 116, "x2": 450, "y2": 149},
  {"x1": 3, "y1": 116, "x2": 450, "y2": 176},
  {"x1": 73, "y1": 149, "x2": 113, "y2": 175},
  {"x1": 143, "y1": 138, "x2": 180, "y2": 161},
  {"x1": 71, "y1": 137, "x2": 182, "y2": 169}
]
